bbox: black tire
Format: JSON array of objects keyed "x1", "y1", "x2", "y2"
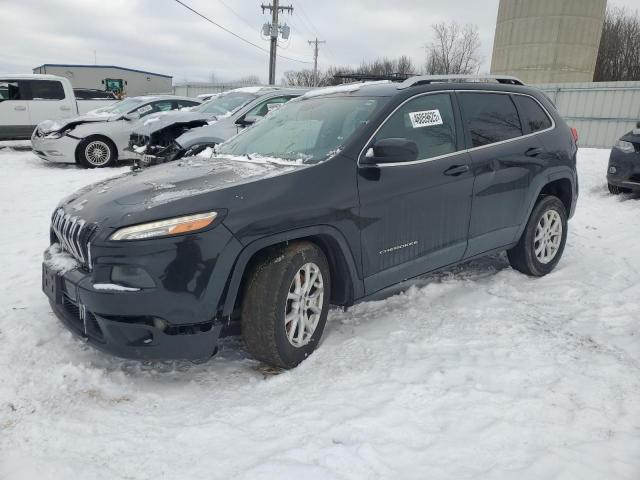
[
  {"x1": 77, "y1": 136, "x2": 116, "y2": 168},
  {"x1": 507, "y1": 195, "x2": 568, "y2": 277},
  {"x1": 608, "y1": 183, "x2": 628, "y2": 195},
  {"x1": 240, "y1": 241, "x2": 331, "y2": 369}
]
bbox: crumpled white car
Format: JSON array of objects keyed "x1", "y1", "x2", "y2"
[{"x1": 31, "y1": 95, "x2": 200, "y2": 167}]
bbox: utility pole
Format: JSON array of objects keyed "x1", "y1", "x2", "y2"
[
  {"x1": 261, "y1": 1, "x2": 293, "y2": 85},
  {"x1": 308, "y1": 38, "x2": 326, "y2": 87}
]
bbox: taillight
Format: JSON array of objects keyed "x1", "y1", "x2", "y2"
[{"x1": 570, "y1": 127, "x2": 579, "y2": 143}]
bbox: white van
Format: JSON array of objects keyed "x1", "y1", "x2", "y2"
[{"x1": 0, "y1": 74, "x2": 116, "y2": 140}]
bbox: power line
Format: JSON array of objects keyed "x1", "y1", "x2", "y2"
[
  {"x1": 295, "y1": 0, "x2": 340, "y2": 65},
  {"x1": 172, "y1": 0, "x2": 311, "y2": 64},
  {"x1": 214, "y1": 0, "x2": 256, "y2": 33}
]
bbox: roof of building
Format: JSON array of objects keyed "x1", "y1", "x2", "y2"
[{"x1": 33, "y1": 64, "x2": 172, "y2": 79}]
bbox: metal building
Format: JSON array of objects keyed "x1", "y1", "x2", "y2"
[
  {"x1": 32, "y1": 64, "x2": 172, "y2": 96},
  {"x1": 491, "y1": 0, "x2": 607, "y2": 84}
]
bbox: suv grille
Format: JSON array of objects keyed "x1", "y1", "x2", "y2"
[{"x1": 51, "y1": 208, "x2": 95, "y2": 270}]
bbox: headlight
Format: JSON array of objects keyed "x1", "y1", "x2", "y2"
[
  {"x1": 110, "y1": 212, "x2": 218, "y2": 241},
  {"x1": 615, "y1": 140, "x2": 635, "y2": 153}
]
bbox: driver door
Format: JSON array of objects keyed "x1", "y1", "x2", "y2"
[{"x1": 357, "y1": 92, "x2": 474, "y2": 294}]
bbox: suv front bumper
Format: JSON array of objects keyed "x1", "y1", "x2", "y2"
[
  {"x1": 43, "y1": 223, "x2": 243, "y2": 361},
  {"x1": 44, "y1": 263, "x2": 223, "y2": 360}
]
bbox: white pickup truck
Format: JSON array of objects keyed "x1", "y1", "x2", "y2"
[{"x1": 0, "y1": 74, "x2": 117, "y2": 140}]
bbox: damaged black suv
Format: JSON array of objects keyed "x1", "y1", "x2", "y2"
[{"x1": 43, "y1": 75, "x2": 578, "y2": 369}]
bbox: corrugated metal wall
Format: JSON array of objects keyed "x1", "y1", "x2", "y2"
[{"x1": 534, "y1": 81, "x2": 640, "y2": 148}]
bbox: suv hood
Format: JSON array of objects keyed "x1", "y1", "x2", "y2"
[
  {"x1": 131, "y1": 111, "x2": 217, "y2": 137},
  {"x1": 57, "y1": 156, "x2": 305, "y2": 232},
  {"x1": 38, "y1": 113, "x2": 118, "y2": 133}
]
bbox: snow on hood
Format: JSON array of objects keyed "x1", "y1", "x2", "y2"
[
  {"x1": 57, "y1": 155, "x2": 307, "y2": 224},
  {"x1": 301, "y1": 80, "x2": 391, "y2": 98}
]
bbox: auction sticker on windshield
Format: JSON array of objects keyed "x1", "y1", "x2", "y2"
[{"x1": 408, "y1": 109, "x2": 443, "y2": 128}]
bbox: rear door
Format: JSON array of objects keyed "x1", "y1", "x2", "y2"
[
  {"x1": 0, "y1": 79, "x2": 31, "y2": 139},
  {"x1": 458, "y1": 91, "x2": 543, "y2": 257},
  {"x1": 23, "y1": 79, "x2": 73, "y2": 125},
  {"x1": 357, "y1": 92, "x2": 474, "y2": 294}
]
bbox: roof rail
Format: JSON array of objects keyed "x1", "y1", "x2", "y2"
[
  {"x1": 333, "y1": 72, "x2": 411, "y2": 83},
  {"x1": 397, "y1": 74, "x2": 525, "y2": 89}
]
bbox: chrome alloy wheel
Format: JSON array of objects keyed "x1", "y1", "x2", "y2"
[
  {"x1": 534, "y1": 209, "x2": 563, "y2": 264},
  {"x1": 84, "y1": 140, "x2": 111, "y2": 166},
  {"x1": 285, "y1": 262, "x2": 324, "y2": 347}
]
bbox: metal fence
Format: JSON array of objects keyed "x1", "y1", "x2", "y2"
[
  {"x1": 534, "y1": 81, "x2": 640, "y2": 148},
  {"x1": 172, "y1": 82, "x2": 266, "y2": 98}
]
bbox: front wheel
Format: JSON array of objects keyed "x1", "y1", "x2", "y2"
[
  {"x1": 508, "y1": 195, "x2": 568, "y2": 277},
  {"x1": 77, "y1": 137, "x2": 116, "y2": 168},
  {"x1": 241, "y1": 241, "x2": 331, "y2": 369}
]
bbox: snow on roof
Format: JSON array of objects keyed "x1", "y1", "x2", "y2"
[
  {"x1": 301, "y1": 80, "x2": 391, "y2": 99},
  {"x1": 229, "y1": 86, "x2": 275, "y2": 94}
]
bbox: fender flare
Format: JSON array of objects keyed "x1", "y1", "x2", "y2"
[
  {"x1": 220, "y1": 225, "x2": 364, "y2": 316},
  {"x1": 516, "y1": 167, "x2": 576, "y2": 240}
]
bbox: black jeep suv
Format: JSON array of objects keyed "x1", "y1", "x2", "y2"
[{"x1": 43, "y1": 75, "x2": 578, "y2": 369}]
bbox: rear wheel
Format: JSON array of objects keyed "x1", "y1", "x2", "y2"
[
  {"x1": 77, "y1": 137, "x2": 116, "y2": 168},
  {"x1": 508, "y1": 195, "x2": 568, "y2": 277},
  {"x1": 240, "y1": 241, "x2": 331, "y2": 369}
]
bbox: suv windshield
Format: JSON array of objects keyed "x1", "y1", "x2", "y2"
[
  {"x1": 196, "y1": 92, "x2": 257, "y2": 115},
  {"x1": 93, "y1": 98, "x2": 144, "y2": 115},
  {"x1": 217, "y1": 96, "x2": 382, "y2": 163}
]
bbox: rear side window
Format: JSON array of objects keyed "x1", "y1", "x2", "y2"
[
  {"x1": 513, "y1": 95, "x2": 552, "y2": 133},
  {"x1": 375, "y1": 93, "x2": 457, "y2": 160},
  {"x1": 459, "y1": 93, "x2": 522, "y2": 148},
  {"x1": 0, "y1": 81, "x2": 21, "y2": 100},
  {"x1": 24, "y1": 80, "x2": 65, "y2": 100}
]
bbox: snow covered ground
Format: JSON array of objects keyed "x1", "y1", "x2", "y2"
[{"x1": 0, "y1": 146, "x2": 638, "y2": 480}]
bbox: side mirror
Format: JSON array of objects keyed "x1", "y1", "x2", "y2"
[
  {"x1": 123, "y1": 112, "x2": 140, "y2": 121},
  {"x1": 360, "y1": 138, "x2": 419, "y2": 165},
  {"x1": 237, "y1": 115, "x2": 261, "y2": 127}
]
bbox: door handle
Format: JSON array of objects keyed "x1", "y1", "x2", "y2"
[
  {"x1": 14, "y1": 105, "x2": 26, "y2": 111},
  {"x1": 525, "y1": 147, "x2": 544, "y2": 157},
  {"x1": 443, "y1": 164, "x2": 469, "y2": 176},
  {"x1": 60, "y1": 105, "x2": 71, "y2": 111}
]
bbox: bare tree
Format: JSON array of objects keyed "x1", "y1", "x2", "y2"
[
  {"x1": 594, "y1": 7, "x2": 640, "y2": 81},
  {"x1": 425, "y1": 22, "x2": 481, "y2": 75},
  {"x1": 283, "y1": 56, "x2": 418, "y2": 87}
]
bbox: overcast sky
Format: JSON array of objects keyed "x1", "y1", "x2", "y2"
[{"x1": 1, "y1": 0, "x2": 637, "y2": 84}]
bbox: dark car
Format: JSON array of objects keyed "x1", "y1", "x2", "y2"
[
  {"x1": 42, "y1": 75, "x2": 578, "y2": 369},
  {"x1": 128, "y1": 87, "x2": 306, "y2": 166},
  {"x1": 607, "y1": 122, "x2": 640, "y2": 194}
]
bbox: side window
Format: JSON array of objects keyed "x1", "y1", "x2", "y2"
[
  {"x1": 513, "y1": 95, "x2": 552, "y2": 133},
  {"x1": 0, "y1": 81, "x2": 21, "y2": 100},
  {"x1": 151, "y1": 100, "x2": 174, "y2": 113},
  {"x1": 136, "y1": 101, "x2": 172, "y2": 117},
  {"x1": 24, "y1": 80, "x2": 65, "y2": 100},
  {"x1": 246, "y1": 96, "x2": 295, "y2": 118},
  {"x1": 375, "y1": 93, "x2": 457, "y2": 160},
  {"x1": 459, "y1": 93, "x2": 522, "y2": 148},
  {"x1": 175, "y1": 100, "x2": 199, "y2": 109}
]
